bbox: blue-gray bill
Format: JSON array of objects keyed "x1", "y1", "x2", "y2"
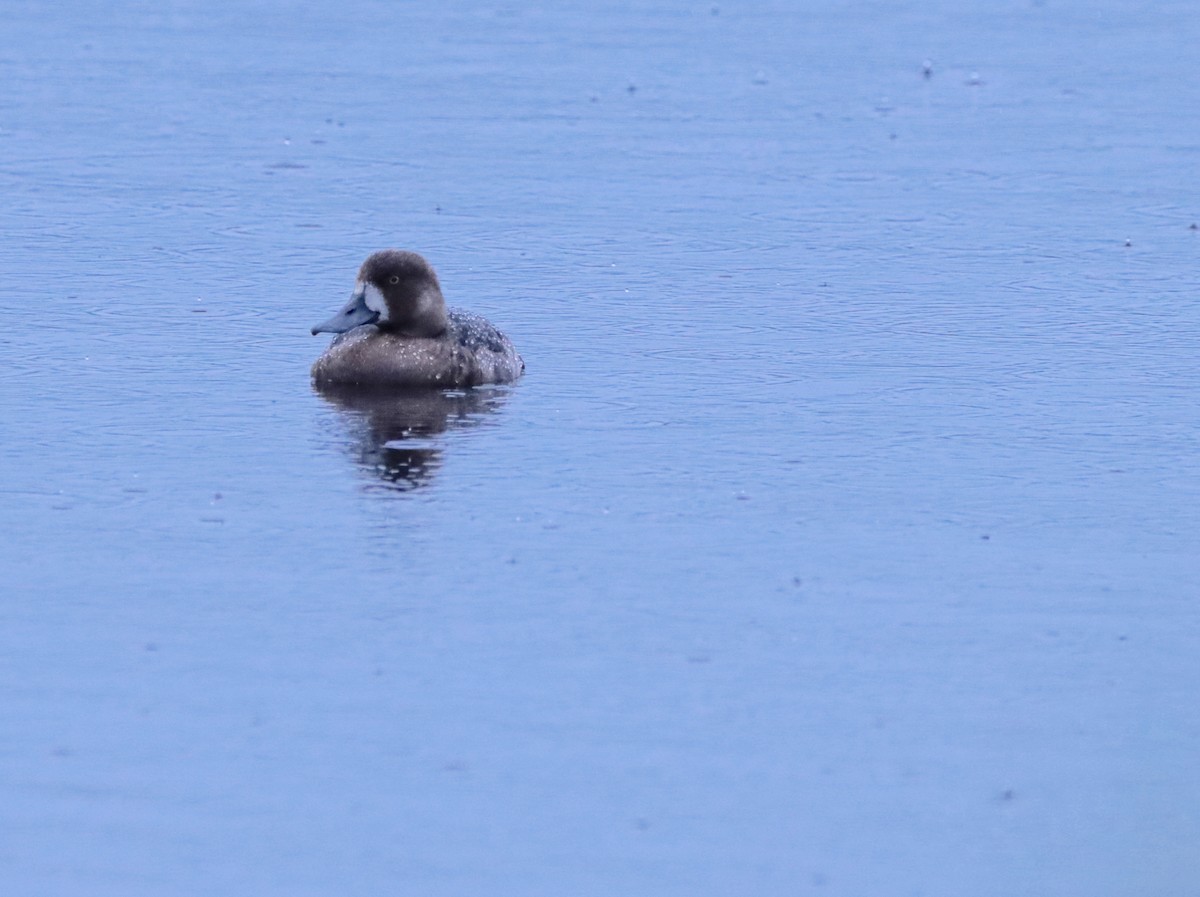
[{"x1": 311, "y1": 290, "x2": 380, "y2": 335}]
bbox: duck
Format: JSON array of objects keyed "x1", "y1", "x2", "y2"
[{"x1": 311, "y1": 250, "x2": 525, "y2": 389}]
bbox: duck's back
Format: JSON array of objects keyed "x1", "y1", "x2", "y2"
[{"x1": 311, "y1": 308, "x2": 524, "y2": 389}]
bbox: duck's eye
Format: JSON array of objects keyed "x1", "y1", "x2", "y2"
[{"x1": 388, "y1": 275, "x2": 400, "y2": 285}]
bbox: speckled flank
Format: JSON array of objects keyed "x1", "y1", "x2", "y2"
[{"x1": 312, "y1": 308, "x2": 525, "y2": 389}]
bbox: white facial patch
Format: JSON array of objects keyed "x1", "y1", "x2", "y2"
[{"x1": 360, "y1": 280, "x2": 389, "y2": 323}]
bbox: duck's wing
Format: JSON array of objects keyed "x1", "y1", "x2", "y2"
[{"x1": 447, "y1": 308, "x2": 525, "y2": 383}]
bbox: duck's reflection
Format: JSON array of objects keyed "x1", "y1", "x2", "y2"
[{"x1": 315, "y1": 383, "x2": 513, "y2": 491}]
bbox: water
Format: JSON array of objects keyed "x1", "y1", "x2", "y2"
[{"x1": 2, "y1": 2, "x2": 1198, "y2": 894}]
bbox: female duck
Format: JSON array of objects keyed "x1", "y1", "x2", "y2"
[{"x1": 311, "y1": 250, "x2": 524, "y2": 388}]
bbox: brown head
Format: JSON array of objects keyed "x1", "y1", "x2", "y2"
[{"x1": 312, "y1": 250, "x2": 449, "y2": 337}]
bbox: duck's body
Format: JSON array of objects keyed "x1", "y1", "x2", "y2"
[
  {"x1": 312, "y1": 307, "x2": 524, "y2": 388},
  {"x1": 311, "y1": 250, "x2": 524, "y2": 389}
]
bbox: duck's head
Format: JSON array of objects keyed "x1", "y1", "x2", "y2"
[{"x1": 312, "y1": 250, "x2": 449, "y2": 337}]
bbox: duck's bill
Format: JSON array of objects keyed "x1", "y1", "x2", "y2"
[{"x1": 311, "y1": 290, "x2": 380, "y2": 335}]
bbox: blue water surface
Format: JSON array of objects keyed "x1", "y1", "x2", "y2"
[{"x1": 1, "y1": 2, "x2": 1198, "y2": 895}]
